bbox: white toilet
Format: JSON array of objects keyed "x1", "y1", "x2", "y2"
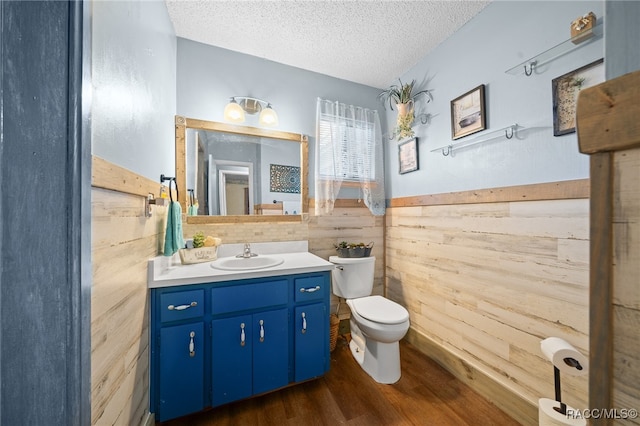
[{"x1": 329, "y1": 256, "x2": 410, "y2": 384}]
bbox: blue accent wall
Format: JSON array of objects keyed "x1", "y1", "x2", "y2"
[
  {"x1": 91, "y1": 0, "x2": 177, "y2": 182},
  {"x1": 385, "y1": 1, "x2": 605, "y2": 198},
  {"x1": 176, "y1": 38, "x2": 384, "y2": 198}
]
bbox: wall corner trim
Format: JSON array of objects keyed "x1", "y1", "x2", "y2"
[
  {"x1": 577, "y1": 69, "x2": 640, "y2": 154},
  {"x1": 389, "y1": 179, "x2": 589, "y2": 208},
  {"x1": 92, "y1": 155, "x2": 162, "y2": 198}
]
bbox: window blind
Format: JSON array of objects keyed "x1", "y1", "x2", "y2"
[{"x1": 317, "y1": 113, "x2": 375, "y2": 182}]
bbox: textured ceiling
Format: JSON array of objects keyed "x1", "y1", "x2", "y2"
[{"x1": 165, "y1": 0, "x2": 491, "y2": 89}]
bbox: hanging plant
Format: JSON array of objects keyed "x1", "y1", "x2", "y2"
[
  {"x1": 396, "y1": 111, "x2": 415, "y2": 140},
  {"x1": 378, "y1": 78, "x2": 431, "y2": 140},
  {"x1": 378, "y1": 78, "x2": 431, "y2": 110}
]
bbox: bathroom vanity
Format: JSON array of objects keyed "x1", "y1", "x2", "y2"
[{"x1": 148, "y1": 242, "x2": 333, "y2": 422}]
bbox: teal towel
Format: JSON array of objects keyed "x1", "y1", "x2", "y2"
[{"x1": 164, "y1": 201, "x2": 185, "y2": 256}]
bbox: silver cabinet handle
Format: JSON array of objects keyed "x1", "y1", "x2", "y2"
[
  {"x1": 189, "y1": 331, "x2": 195, "y2": 357},
  {"x1": 167, "y1": 301, "x2": 197, "y2": 311},
  {"x1": 259, "y1": 319, "x2": 265, "y2": 342},
  {"x1": 299, "y1": 286, "x2": 321, "y2": 293},
  {"x1": 240, "y1": 323, "x2": 246, "y2": 346},
  {"x1": 301, "y1": 312, "x2": 307, "y2": 334}
]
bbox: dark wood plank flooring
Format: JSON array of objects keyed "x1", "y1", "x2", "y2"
[{"x1": 159, "y1": 336, "x2": 519, "y2": 425}]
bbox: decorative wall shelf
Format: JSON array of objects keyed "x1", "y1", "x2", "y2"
[
  {"x1": 431, "y1": 124, "x2": 523, "y2": 156},
  {"x1": 505, "y1": 21, "x2": 603, "y2": 76}
]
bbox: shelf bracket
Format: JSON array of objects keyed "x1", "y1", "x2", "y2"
[
  {"x1": 505, "y1": 127, "x2": 514, "y2": 139},
  {"x1": 524, "y1": 61, "x2": 537, "y2": 76},
  {"x1": 417, "y1": 113, "x2": 432, "y2": 125}
]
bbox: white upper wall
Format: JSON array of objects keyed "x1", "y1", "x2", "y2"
[
  {"x1": 91, "y1": 0, "x2": 176, "y2": 182},
  {"x1": 91, "y1": 0, "x2": 617, "y2": 201},
  {"x1": 385, "y1": 1, "x2": 604, "y2": 198},
  {"x1": 176, "y1": 39, "x2": 384, "y2": 198},
  {"x1": 175, "y1": 39, "x2": 383, "y2": 137}
]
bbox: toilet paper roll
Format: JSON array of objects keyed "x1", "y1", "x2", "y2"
[
  {"x1": 540, "y1": 337, "x2": 588, "y2": 376},
  {"x1": 539, "y1": 398, "x2": 585, "y2": 426}
]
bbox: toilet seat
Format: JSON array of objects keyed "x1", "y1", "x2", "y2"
[{"x1": 351, "y1": 295, "x2": 409, "y2": 325}]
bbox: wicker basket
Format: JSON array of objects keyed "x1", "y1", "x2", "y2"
[
  {"x1": 329, "y1": 314, "x2": 340, "y2": 352},
  {"x1": 178, "y1": 246, "x2": 218, "y2": 264}
]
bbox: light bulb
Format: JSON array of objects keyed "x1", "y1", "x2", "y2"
[
  {"x1": 259, "y1": 104, "x2": 278, "y2": 126},
  {"x1": 223, "y1": 99, "x2": 245, "y2": 123}
]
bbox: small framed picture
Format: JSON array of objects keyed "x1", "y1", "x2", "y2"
[
  {"x1": 398, "y1": 137, "x2": 418, "y2": 174},
  {"x1": 451, "y1": 84, "x2": 486, "y2": 140},
  {"x1": 552, "y1": 58, "x2": 604, "y2": 136}
]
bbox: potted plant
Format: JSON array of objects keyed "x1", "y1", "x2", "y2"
[
  {"x1": 349, "y1": 242, "x2": 366, "y2": 258},
  {"x1": 378, "y1": 78, "x2": 431, "y2": 140},
  {"x1": 335, "y1": 241, "x2": 350, "y2": 258},
  {"x1": 334, "y1": 241, "x2": 374, "y2": 258}
]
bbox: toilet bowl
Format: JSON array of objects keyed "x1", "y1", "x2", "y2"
[{"x1": 329, "y1": 256, "x2": 410, "y2": 384}]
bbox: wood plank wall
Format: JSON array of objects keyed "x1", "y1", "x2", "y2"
[
  {"x1": 611, "y1": 149, "x2": 640, "y2": 423},
  {"x1": 577, "y1": 70, "x2": 640, "y2": 425},
  {"x1": 91, "y1": 158, "x2": 167, "y2": 425},
  {"x1": 308, "y1": 199, "x2": 385, "y2": 319},
  {"x1": 91, "y1": 188, "x2": 163, "y2": 425},
  {"x1": 386, "y1": 180, "x2": 590, "y2": 426}
]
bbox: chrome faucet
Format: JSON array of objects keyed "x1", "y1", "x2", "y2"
[{"x1": 237, "y1": 243, "x2": 258, "y2": 258}]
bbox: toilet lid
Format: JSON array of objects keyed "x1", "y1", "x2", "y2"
[{"x1": 351, "y1": 295, "x2": 409, "y2": 325}]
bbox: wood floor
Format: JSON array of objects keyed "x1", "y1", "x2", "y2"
[{"x1": 159, "y1": 336, "x2": 519, "y2": 426}]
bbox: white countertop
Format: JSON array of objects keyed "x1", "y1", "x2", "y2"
[{"x1": 148, "y1": 241, "x2": 334, "y2": 289}]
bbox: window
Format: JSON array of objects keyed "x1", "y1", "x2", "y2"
[
  {"x1": 317, "y1": 113, "x2": 376, "y2": 182},
  {"x1": 315, "y1": 98, "x2": 385, "y2": 216}
]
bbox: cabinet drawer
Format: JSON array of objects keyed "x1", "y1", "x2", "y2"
[
  {"x1": 211, "y1": 280, "x2": 287, "y2": 314},
  {"x1": 294, "y1": 276, "x2": 325, "y2": 302},
  {"x1": 160, "y1": 289, "x2": 204, "y2": 323}
]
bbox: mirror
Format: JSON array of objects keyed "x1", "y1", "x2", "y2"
[{"x1": 175, "y1": 116, "x2": 308, "y2": 223}]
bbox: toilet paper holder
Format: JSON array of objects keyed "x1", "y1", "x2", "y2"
[{"x1": 540, "y1": 337, "x2": 588, "y2": 416}]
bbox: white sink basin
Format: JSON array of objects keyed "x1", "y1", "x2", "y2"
[{"x1": 210, "y1": 255, "x2": 284, "y2": 271}]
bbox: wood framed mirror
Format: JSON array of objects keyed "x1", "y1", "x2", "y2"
[{"x1": 175, "y1": 116, "x2": 308, "y2": 224}]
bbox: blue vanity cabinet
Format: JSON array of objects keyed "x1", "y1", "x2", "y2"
[
  {"x1": 159, "y1": 322, "x2": 205, "y2": 421},
  {"x1": 211, "y1": 308, "x2": 289, "y2": 406},
  {"x1": 151, "y1": 288, "x2": 206, "y2": 422},
  {"x1": 210, "y1": 278, "x2": 289, "y2": 405},
  {"x1": 250, "y1": 308, "x2": 289, "y2": 394},
  {"x1": 293, "y1": 275, "x2": 330, "y2": 382},
  {"x1": 150, "y1": 270, "x2": 331, "y2": 422},
  {"x1": 294, "y1": 303, "x2": 327, "y2": 381},
  {"x1": 211, "y1": 314, "x2": 253, "y2": 405}
]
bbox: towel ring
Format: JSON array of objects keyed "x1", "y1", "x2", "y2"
[{"x1": 160, "y1": 174, "x2": 178, "y2": 202}]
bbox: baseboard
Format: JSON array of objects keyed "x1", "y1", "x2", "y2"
[
  {"x1": 404, "y1": 328, "x2": 537, "y2": 426},
  {"x1": 142, "y1": 411, "x2": 155, "y2": 426}
]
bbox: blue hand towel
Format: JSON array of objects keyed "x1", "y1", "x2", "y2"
[{"x1": 164, "y1": 201, "x2": 185, "y2": 256}]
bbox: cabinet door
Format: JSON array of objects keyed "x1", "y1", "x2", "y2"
[
  {"x1": 158, "y1": 322, "x2": 205, "y2": 422},
  {"x1": 294, "y1": 303, "x2": 327, "y2": 382},
  {"x1": 211, "y1": 314, "x2": 253, "y2": 406},
  {"x1": 252, "y1": 308, "x2": 289, "y2": 395}
]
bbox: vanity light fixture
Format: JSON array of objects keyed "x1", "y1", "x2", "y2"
[
  {"x1": 223, "y1": 96, "x2": 279, "y2": 127},
  {"x1": 223, "y1": 98, "x2": 245, "y2": 123}
]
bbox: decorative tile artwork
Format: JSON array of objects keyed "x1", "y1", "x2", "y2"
[{"x1": 270, "y1": 164, "x2": 300, "y2": 194}]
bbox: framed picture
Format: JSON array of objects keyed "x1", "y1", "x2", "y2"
[
  {"x1": 552, "y1": 58, "x2": 604, "y2": 136},
  {"x1": 398, "y1": 137, "x2": 418, "y2": 174},
  {"x1": 269, "y1": 164, "x2": 300, "y2": 193},
  {"x1": 451, "y1": 84, "x2": 486, "y2": 140}
]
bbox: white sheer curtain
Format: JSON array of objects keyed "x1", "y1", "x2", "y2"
[{"x1": 315, "y1": 98, "x2": 385, "y2": 216}]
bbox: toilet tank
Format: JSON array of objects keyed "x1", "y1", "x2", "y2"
[{"x1": 329, "y1": 256, "x2": 375, "y2": 299}]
